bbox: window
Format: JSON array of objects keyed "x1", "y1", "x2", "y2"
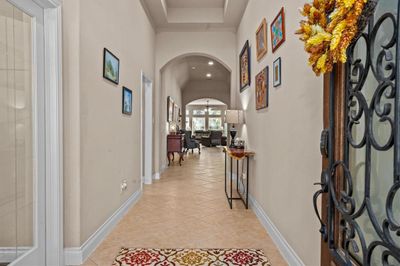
[
  {"x1": 186, "y1": 109, "x2": 190, "y2": 115},
  {"x1": 193, "y1": 109, "x2": 206, "y2": 116},
  {"x1": 185, "y1": 117, "x2": 191, "y2": 130},
  {"x1": 209, "y1": 117, "x2": 223, "y2": 131},
  {"x1": 192, "y1": 117, "x2": 205, "y2": 131},
  {"x1": 208, "y1": 109, "x2": 222, "y2": 116}
]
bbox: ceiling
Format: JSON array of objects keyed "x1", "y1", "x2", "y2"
[
  {"x1": 166, "y1": 0, "x2": 225, "y2": 8},
  {"x1": 186, "y1": 56, "x2": 230, "y2": 82},
  {"x1": 187, "y1": 98, "x2": 227, "y2": 106},
  {"x1": 167, "y1": 55, "x2": 230, "y2": 89},
  {"x1": 163, "y1": 55, "x2": 231, "y2": 105},
  {"x1": 140, "y1": 0, "x2": 249, "y2": 32}
]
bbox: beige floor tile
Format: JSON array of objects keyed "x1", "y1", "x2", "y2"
[{"x1": 86, "y1": 147, "x2": 287, "y2": 266}]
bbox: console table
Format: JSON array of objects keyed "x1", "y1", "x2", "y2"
[
  {"x1": 223, "y1": 147, "x2": 255, "y2": 209},
  {"x1": 167, "y1": 134, "x2": 184, "y2": 166}
]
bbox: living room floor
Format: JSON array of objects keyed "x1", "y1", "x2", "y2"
[{"x1": 83, "y1": 147, "x2": 286, "y2": 266}]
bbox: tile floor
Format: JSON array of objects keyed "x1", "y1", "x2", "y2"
[{"x1": 84, "y1": 147, "x2": 286, "y2": 265}]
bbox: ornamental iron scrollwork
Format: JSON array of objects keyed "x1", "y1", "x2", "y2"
[{"x1": 313, "y1": 1, "x2": 400, "y2": 265}]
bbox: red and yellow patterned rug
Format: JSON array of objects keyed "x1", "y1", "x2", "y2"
[{"x1": 112, "y1": 248, "x2": 271, "y2": 266}]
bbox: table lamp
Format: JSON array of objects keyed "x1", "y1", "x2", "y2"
[{"x1": 225, "y1": 110, "x2": 244, "y2": 147}]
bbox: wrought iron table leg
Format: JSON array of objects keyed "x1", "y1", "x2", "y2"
[
  {"x1": 236, "y1": 160, "x2": 239, "y2": 194},
  {"x1": 246, "y1": 156, "x2": 249, "y2": 209},
  {"x1": 224, "y1": 152, "x2": 227, "y2": 198},
  {"x1": 230, "y1": 157, "x2": 233, "y2": 209}
]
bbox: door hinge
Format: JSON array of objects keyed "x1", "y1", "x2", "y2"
[{"x1": 320, "y1": 128, "x2": 329, "y2": 158}]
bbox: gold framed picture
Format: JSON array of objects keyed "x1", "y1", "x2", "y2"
[
  {"x1": 255, "y1": 67, "x2": 269, "y2": 110},
  {"x1": 167, "y1": 96, "x2": 174, "y2": 122},
  {"x1": 256, "y1": 18, "x2": 268, "y2": 61}
]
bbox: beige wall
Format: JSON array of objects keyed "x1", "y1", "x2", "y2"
[
  {"x1": 235, "y1": 0, "x2": 323, "y2": 265},
  {"x1": 62, "y1": 0, "x2": 155, "y2": 246},
  {"x1": 154, "y1": 31, "x2": 236, "y2": 172},
  {"x1": 159, "y1": 62, "x2": 184, "y2": 170}
]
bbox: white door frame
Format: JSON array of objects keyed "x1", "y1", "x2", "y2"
[
  {"x1": 140, "y1": 71, "x2": 153, "y2": 185},
  {"x1": 7, "y1": 0, "x2": 63, "y2": 265},
  {"x1": 42, "y1": 2, "x2": 63, "y2": 265}
]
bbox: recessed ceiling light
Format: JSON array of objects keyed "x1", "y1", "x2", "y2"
[
  {"x1": 208, "y1": 61, "x2": 214, "y2": 66},
  {"x1": 206, "y1": 73, "x2": 212, "y2": 78},
  {"x1": 192, "y1": 66, "x2": 196, "y2": 70}
]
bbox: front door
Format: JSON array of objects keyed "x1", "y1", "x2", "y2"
[
  {"x1": 0, "y1": 0, "x2": 45, "y2": 265},
  {"x1": 315, "y1": 0, "x2": 400, "y2": 265}
]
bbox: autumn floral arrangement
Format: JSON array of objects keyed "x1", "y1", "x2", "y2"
[{"x1": 296, "y1": 0, "x2": 376, "y2": 75}]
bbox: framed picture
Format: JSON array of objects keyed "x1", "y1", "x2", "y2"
[
  {"x1": 174, "y1": 103, "x2": 179, "y2": 122},
  {"x1": 167, "y1": 96, "x2": 174, "y2": 122},
  {"x1": 255, "y1": 66, "x2": 269, "y2": 110},
  {"x1": 256, "y1": 19, "x2": 268, "y2": 61},
  {"x1": 122, "y1": 87, "x2": 132, "y2": 115},
  {"x1": 103, "y1": 48, "x2": 120, "y2": 84},
  {"x1": 273, "y1": 57, "x2": 282, "y2": 87},
  {"x1": 270, "y1": 8, "x2": 286, "y2": 53},
  {"x1": 240, "y1": 40, "x2": 251, "y2": 92}
]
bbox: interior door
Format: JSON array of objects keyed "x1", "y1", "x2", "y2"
[
  {"x1": 0, "y1": 0, "x2": 45, "y2": 265},
  {"x1": 314, "y1": 0, "x2": 400, "y2": 265}
]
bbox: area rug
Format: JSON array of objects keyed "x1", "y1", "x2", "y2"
[{"x1": 112, "y1": 248, "x2": 271, "y2": 266}]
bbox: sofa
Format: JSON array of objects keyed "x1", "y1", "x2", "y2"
[{"x1": 193, "y1": 130, "x2": 226, "y2": 147}]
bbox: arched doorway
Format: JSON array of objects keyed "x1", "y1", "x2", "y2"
[{"x1": 155, "y1": 54, "x2": 231, "y2": 174}]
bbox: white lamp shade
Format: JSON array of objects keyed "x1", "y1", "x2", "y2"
[{"x1": 226, "y1": 110, "x2": 244, "y2": 124}]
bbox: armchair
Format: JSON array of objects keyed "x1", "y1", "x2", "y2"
[
  {"x1": 184, "y1": 131, "x2": 201, "y2": 154},
  {"x1": 210, "y1": 131, "x2": 223, "y2": 146}
]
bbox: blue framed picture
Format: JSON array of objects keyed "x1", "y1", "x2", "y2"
[
  {"x1": 103, "y1": 48, "x2": 120, "y2": 84},
  {"x1": 122, "y1": 87, "x2": 132, "y2": 115}
]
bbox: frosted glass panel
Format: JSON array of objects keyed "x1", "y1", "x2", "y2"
[{"x1": 0, "y1": 0, "x2": 33, "y2": 264}]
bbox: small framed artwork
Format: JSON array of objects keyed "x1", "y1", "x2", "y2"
[
  {"x1": 122, "y1": 87, "x2": 132, "y2": 115},
  {"x1": 167, "y1": 96, "x2": 174, "y2": 122},
  {"x1": 255, "y1": 66, "x2": 269, "y2": 110},
  {"x1": 271, "y1": 7, "x2": 286, "y2": 53},
  {"x1": 103, "y1": 48, "x2": 120, "y2": 84},
  {"x1": 239, "y1": 40, "x2": 251, "y2": 92},
  {"x1": 273, "y1": 57, "x2": 282, "y2": 87},
  {"x1": 256, "y1": 18, "x2": 268, "y2": 61}
]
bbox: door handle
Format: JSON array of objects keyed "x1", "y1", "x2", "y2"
[{"x1": 313, "y1": 170, "x2": 329, "y2": 241}]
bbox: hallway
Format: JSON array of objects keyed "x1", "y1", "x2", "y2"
[{"x1": 85, "y1": 148, "x2": 286, "y2": 265}]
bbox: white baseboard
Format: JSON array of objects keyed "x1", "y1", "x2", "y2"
[
  {"x1": 144, "y1": 175, "x2": 152, "y2": 185},
  {"x1": 153, "y1": 172, "x2": 160, "y2": 180},
  {"x1": 64, "y1": 189, "x2": 142, "y2": 265},
  {"x1": 249, "y1": 195, "x2": 304, "y2": 266},
  {"x1": 0, "y1": 247, "x2": 30, "y2": 263}
]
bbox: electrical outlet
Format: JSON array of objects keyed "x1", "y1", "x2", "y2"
[{"x1": 121, "y1": 179, "x2": 128, "y2": 192}]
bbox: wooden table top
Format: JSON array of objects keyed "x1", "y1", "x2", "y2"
[{"x1": 223, "y1": 146, "x2": 255, "y2": 159}]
